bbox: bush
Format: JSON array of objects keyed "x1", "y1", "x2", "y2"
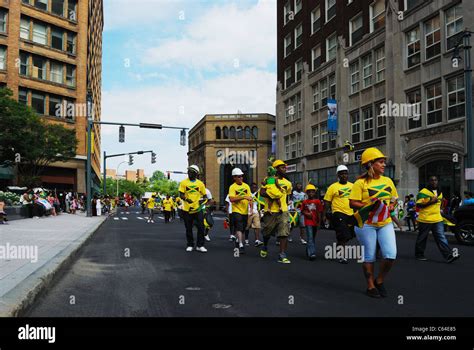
[{"x1": 0, "y1": 191, "x2": 21, "y2": 206}]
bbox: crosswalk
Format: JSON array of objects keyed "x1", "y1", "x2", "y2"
[{"x1": 110, "y1": 212, "x2": 227, "y2": 222}]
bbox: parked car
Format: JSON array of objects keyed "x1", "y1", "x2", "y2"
[{"x1": 453, "y1": 204, "x2": 474, "y2": 246}]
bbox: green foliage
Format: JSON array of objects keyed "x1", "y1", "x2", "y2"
[
  {"x1": 101, "y1": 178, "x2": 147, "y2": 198},
  {"x1": 0, "y1": 191, "x2": 20, "y2": 205},
  {"x1": 148, "y1": 170, "x2": 179, "y2": 196}
]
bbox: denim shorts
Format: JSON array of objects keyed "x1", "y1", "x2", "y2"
[{"x1": 354, "y1": 223, "x2": 397, "y2": 263}]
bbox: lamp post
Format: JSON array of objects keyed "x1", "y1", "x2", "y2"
[{"x1": 86, "y1": 90, "x2": 93, "y2": 217}]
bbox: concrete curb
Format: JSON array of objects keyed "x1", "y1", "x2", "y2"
[{"x1": 0, "y1": 216, "x2": 108, "y2": 317}]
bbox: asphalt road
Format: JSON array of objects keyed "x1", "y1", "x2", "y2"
[{"x1": 26, "y1": 208, "x2": 474, "y2": 317}]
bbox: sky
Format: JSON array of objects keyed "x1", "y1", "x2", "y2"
[{"x1": 101, "y1": 0, "x2": 277, "y2": 182}]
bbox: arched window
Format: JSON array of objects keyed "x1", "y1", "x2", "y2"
[
  {"x1": 236, "y1": 126, "x2": 244, "y2": 139},
  {"x1": 223, "y1": 126, "x2": 229, "y2": 139},
  {"x1": 215, "y1": 126, "x2": 221, "y2": 139},
  {"x1": 229, "y1": 126, "x2": 236, "y2": 139},
  {"x1": 244, "y1": 126, "x2": 251, "y2": 139},
  {"x1": 252, "y1": 126, "x2": 258, "y2": 139}
]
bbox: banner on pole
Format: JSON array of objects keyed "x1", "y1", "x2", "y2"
[{"x1": 327, "y1": 99, "x2": 338, "y2": 135}]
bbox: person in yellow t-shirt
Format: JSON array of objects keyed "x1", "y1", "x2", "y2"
[
  {"x1": 259, "y1": 160, "x2": 293, "y2": 264},
  {"x1": 162, "y1": 195, "x2": 174, "y2": 224},
  {"x1": 228, "y1": 168, "x2": 252, "y2": 254},
  {"x1": 179, "y1": 165, "x2": 207, "y2": 252},
  {"x1": 323, "y1": 165, "x2": 355, "y2": 264},
  {"x1": 415, "y1": 175, "x2": 459, "y2": 263},
  {"x1": 146, "y1": 195, "x2": 156, "y2": 223},
  {"x1": 349, "y1": 148, "x2": 398, "y2": 299}
]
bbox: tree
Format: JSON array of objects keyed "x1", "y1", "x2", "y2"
[
  {"x1": 0, "y1": 88, "x2": 77, "y2": 188},
  {"x1": 148, "y1": 170, "x2": 179, "y2": 196},
  {"x1": 102, "y1": 178, "x2": 147, "y2": 198}
]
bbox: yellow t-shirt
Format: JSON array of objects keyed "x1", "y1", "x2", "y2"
[
  {"x1": 178, "y1": 178, "x2": 206, "y2": 213},
  {"x1": 324, "y1": 181, "x2": 354, "y2": 216},
  {"x1": 416, "y1": 188, "x2": 443, "y2": 223},
  {"x1": 349, "y1": 176, "x2": 398, "y2": 227},
  {"x1": 162, "y1": 199, "x2": 174, "y2": 211},
  {"x1": 228, "y1": 182, "x2": 251, "y2": 215},
  {"x1": 146, "y1": 197, "x2": 155, "y2": 209},
  {"x1": 264, "y1": 177, "x2": 293, "y2": 213}
]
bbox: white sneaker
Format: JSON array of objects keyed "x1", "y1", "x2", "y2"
[
  {"x1": 245, "y1": 240, "x2": 249, "y2": 246},
  {"x1": 229, "y1": 235, "x2": 236, "y2": 242},
  {"x1": 196, "y1": 246, "x2": 208, "y2": 253},
  {"x1": 186, "y1": 247, "x2": 194, "y2": 252},
  {"x1": 151, "y1": 220, "x2": 155, "y2": 223},
  {"x1": 301, "y1": 239, "x2": 307, "y2": 245},
  {"x1": 204, "y1": 235, "x2": 211, "y2": 242}
]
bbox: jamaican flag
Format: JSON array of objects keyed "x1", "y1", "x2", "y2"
[
  {"x1": 416, "y1": 188, "x2": 442, "y2": 205},
  {"x1": 353, "y1": 199, "x2": 390, "y2": 228},
  {"x1": 254, "y1": 190, "x2": 266, "y2": 212},
  {"x1": 288, "y1": 210, "x2": 299, "y2": 227},
  {"x1": 442, "y1": 213, "x2": 457, "y2": 227}
]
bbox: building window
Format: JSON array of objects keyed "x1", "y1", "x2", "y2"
[
  {"x1": 296, "y1": 93, "x2": 302, "y2": 119},
  {"x1": 312, "y1": 126, "x2": 319, "y2": 153},
  {"x1": 294, "y1": 0, "x2": 302, "y2": 14},
  {"x1": 321, "y1": 122, "x2": 328, "y2": 151},
  {"x1": 31, "y1": 92, "x2": 45, "y2": 114},
  {"x1": 284, "y1": 137, "x2": 290, "y2": 160},
  {"x1": 0, "y1": 47, "x2": 5, "y2": 70},
  {"x1": 295, "y1": 59, "x2": 303, "y2": 81},
  {"x1": 446, "y1": 4, "x2": 463, "y2": 51},
  {"x1": 326, "y1": 33, "x2": 337, "y2": 61},
  {"x1": 362, "y1": 54, "x2": 373, "y2": 88},
  {"x1": 284, "y1": 67, "x2": 292, "y2": 89},
  {"x1": 290, "y1": 134, "x2": 297, "y2": 158},
  {"x1": 223, "y1": 126, "x2": 229, "y2": 139},
  {"x1": 376, "y1": 102, "x2": 386, "y2": 138},
  {"x1": 404, "y1": 0, "x2": 423, "y2": 11},
  {"x1": 51, "y1": 27, "x2": 64, "y2": 50},
  {"x1": 363, "y1": 107, "x2": 374, "y2": 140},
  {"x1": 370, "y1": 0, "x2": 385, "y2": 33},
  {"x1": 32, "y1": 55, "x2": 46, "y2": 80},
  {"x1": 294, "y1": 23, "x2": 303, "y2": 49},
  {"x1": 284, "y1": 34, "x2": 292, "y2": 58},
  {"x1": 35, "y1": 0, "x2": 48, "y2": 11},
  {"x1": 244, "y1": 126, "x2": 251, "y2": 139},
  {"x1": 236, "y1": 126, "x2": 244, "y2": 139},
  {"x1": 20, "y1": 18, "x2": 30, "y2": 40},
  {"x1": 426, "y1": 82, "x2": 442, "y2": 125},
  {"x1": 311, "y1": 6, "x2": 321, "y2": 34},
  {"x1": 49, "y1": 95, "x2": 61, "y2": 117},
  {"x1": 285, "y1": 100, "x2": 291, "y2": 124},
  {"x1": 407, "y1": 89, "x2": 422, "y2": 129},
  {"x1": 0, "y1": 9, "x2": 7, "y2": 33},
  {"x1": 252, "y1": 126, "x2": 258, "y2": 139},
  {"x1": 406, "y1": 28, "x2": 420, "y2": 68},
  {"x1": 375, "y1": 47, "x2": 385, "y2": 82},
  {"x1": 51, "y1": 0, "x2": 65, "y2": 16},
  {"x1": 19, "y1": 88, "x2": 28, "y2": 105},
  {"x1": 284, "y1": 2, "x2": 291, "y2": 25},
  {"x1": 349, "y1": 14, "x2": 363, "y2": 46},
  {"x1": 447, "y1": 75, "x2": 465, "y2": 120},
  {"x1": 229, "y1": 126, "x2": 236, "y2": 139},
  {"x1": 297, "y1": 132, "x2": 302, "y2": 157},
  {"x1": 32, "y1": 22, "x2": 47, "y2": 45},
  {"x1": 19, "y1": 52, "x2": 29, "y2": 75},
  {"x1": 325, "y1": 0, "x2": 336, "y2": 22},
  {"x1": 320, "y1": 78, "x2": 328, "y2": 107},
  {"x1": 329, "y1": 73, "x2": 336, "y2": 99},
  {"x1": 425, "y1": 16, "x2": 440, "y2": 60},
  {"x1": 311, "y1": 45, "x2": 321, "y2": 71},
  {"x1": 50, "y1": 61, "x2": 63, "y2": 84},
  {"x1": 215, "y1": 127, "x2": 221, "y2": 139},
  {"x1": 312, "y1": 83, "x2": 319, "y2": 111},
  {"x1": 67, "y1": 32, "x2": 76, "y2": 54},
  {"x1": 351, "y1": 111, "x2": 361, "y2": 143},
  {"x1": 66, "y1": 65, "x2": 75, "y2": 87},
  {"x1": 350, "y1": 61, "x2": 360, "y2": 94},
  {"x1": 67, "y1": 0, "x2": 77, "y2": 21}
]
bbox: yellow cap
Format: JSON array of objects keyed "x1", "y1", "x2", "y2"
[
  {"x1": 305, "y1": 184, "x2": 317, "y2": 192},
  {"x1": 361, "y1": 147, "x2": 386, "y2": 165},
  {"x1": 272, "y1": 160, "x2": 287, "y2": 168}
]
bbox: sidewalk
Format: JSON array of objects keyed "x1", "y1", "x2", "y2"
[{"x1": 0, "y1": 213, "x2": 106, "y2": 317}]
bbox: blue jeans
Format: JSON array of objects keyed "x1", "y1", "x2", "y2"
[
  {"x1": 416, "y1": 222, "x2": 452, "y2": 259},
  {"x1": 355, "y1": 223, "x2": 397, "y2": 263},
  {"x1": 305, "y1": 225, "x2": 317, "y2": 257}
]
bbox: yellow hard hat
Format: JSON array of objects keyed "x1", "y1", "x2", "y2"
[
  {"x1": 272, "y1": 159, "x2": 287, "y2": 168},
  {"x1": 361, "y1": 147, "x2": 386, "y2": 165},
  {"x1": 305, "y1": 184, "x2": 317, "y2": 192}
]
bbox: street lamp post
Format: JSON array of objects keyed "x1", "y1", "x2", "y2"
[{"x1": 86, "y1": 91, "x2": 93, "y2": 217}]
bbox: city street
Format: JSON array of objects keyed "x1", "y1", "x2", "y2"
[{"x1": 25, "y1": 209, "x2": 473, "y2": 317}]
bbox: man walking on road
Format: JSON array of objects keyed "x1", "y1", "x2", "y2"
[
  {"x1": 259, "y1": 160, "x2": 293, "y2": 264},
  {"x1": 146, "y1": 194, "x2": 156, "y2": 224},
  {"x1": 415, "y1": 176, "x2": 460, "y2": 263},
  {"x1": 162, "y1": 195, "x2": 174, "y2": 223},
  {"x1": 323, "y1": 165, "x2": 355, "y2": 264},
  {"x1": 179, "y1": 165, "x2": 208, "y2": 253},
  {"x1": 228, "y1": 168, "x2": 252, "y2": 255}
]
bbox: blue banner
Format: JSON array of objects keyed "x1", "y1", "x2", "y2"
[{"x1": 327, "y1": 99, "x2": 338, "y2": 135}]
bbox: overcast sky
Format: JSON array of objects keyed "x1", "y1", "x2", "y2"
[{"x1": 101, "y1": 0, "x2": 277, "y2": 182}]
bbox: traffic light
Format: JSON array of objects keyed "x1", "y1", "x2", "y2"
[
  {"x1": 119, "y1": 126, "x2": 125, "y2": 143},
  {"x1": 151, "y1": 152, "x2": 156, "y2": 164},
  {"x1": 167, "y1": 172, "x2": 170, "y2": 180},
  {"x1": 180, "y1": 129, "x2": 186, "y2": 146},
  {"x1": 129, "y1": 154, "x2": 134, "y2": 166}
]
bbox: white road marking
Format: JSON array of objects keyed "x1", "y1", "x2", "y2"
[
  {"x1": 114, "y1": 217, "x2": 119, "y2": 221},
  {"x1": 137, "y1": 217, "x2": 144, "y2": 220},
  {"x1": 122, "y1": 217, "x2": 128, "y2": 220}
]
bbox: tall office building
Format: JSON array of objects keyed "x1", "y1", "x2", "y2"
[
  {"x1": 0, "y1": 0, "x2": 103, "y2": 192},
  {"x1": 276, "y1": 0, "x2": 471, "y2": 197}
]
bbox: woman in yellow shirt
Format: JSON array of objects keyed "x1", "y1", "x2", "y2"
[{"x1": 349, "y1": 147, "x2": 398, "y2": 298}]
